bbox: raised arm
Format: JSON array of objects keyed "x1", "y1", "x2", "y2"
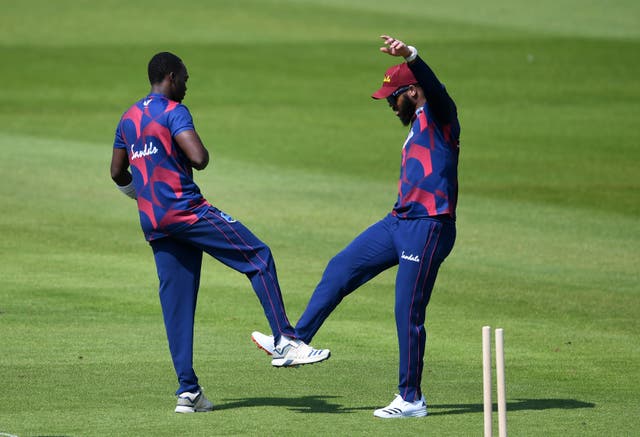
[{"x1": 379, "y1": 35, "x2": 458, "y2": 128}]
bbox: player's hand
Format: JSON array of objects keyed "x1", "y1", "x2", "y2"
[{"x1": 379, "y1": 35, "x2": 412, "y2": 58}]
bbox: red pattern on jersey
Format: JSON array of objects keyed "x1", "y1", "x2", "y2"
[
  {"x1": 403, "y1": 186, "x2": 437, "y2": 215},
  {"x1": 137, "y1": 196, "x2": 157, "y2": 229},
  {"x1": 398, "y1": 142, "x2": 434, "y2": 213},
  {"x1": 149, "y1": 165, "x2": 184, "y2": 203},
  {"x1": 402, "y1": 143, "x2": 432, "y2": 180},
  {"x1": 417, "y1": 110, "x2": 428, "y2": 133},
  {"x1": 393, "y1": 105, "x2": 458, "y2": 218},
  {"x1": 121, "y1": 106, "x2": 142, "y2": 143},
  {"x1": 115, "y1": 94, "x2": 208, "y2": 240}
]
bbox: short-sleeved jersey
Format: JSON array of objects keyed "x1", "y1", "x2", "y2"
[
  {"x1": 113, "y1": 93, "x2": 210, "y2": 241},
  {"x1": 392, "y1": 105, "x2": 459, "y2": 218}
]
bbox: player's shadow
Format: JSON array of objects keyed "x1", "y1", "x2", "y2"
[
  {"x1": 215, "y1": 395, "x2": 372, "y2": 414},
  {"x1": 427, "y1": 398, "x2": 595, "y2": 416},
  {"x1": 216, "y1": 396, "x2": 594, "y2": 415}
]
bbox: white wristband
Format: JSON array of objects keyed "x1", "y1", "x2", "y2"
[
  {"x1": 116, "y1": 181, "x2": 137, "y2": 199},
  {"x1": 405, "y1": 45, "x2": 418, "y2": 63}
]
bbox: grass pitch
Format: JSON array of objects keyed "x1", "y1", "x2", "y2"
[{"x1": 1, "y1": 1, "x2": 639, "y2": 436}]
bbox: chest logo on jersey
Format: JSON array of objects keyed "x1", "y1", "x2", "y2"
[
  {"x1": 401, "y1": 251, "x2": 421, "y2": 263},
  {"x1": 130, "y1": 142, "x2": 159, "y2": 160}
]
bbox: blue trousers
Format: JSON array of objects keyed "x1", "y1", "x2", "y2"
[
  {"x1": 150, "y1": 206, "x2": 296, "y2": 395},
  {"x1": 295, "y1": 214, "x2": 456, "y2": 402}
]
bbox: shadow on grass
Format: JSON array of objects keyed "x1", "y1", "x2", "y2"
[
  {"x1": 216, "y1": 396, "x2": 595, "y2": 415},
  {"x1": 427, "y1": 398, "x2": 596, "y2": 416},
  {"x1": 216, "y1": 395, "x2": 372, "y2": 414}
]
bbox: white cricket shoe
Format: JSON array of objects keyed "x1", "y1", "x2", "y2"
[
  {"x1": 251, "y1": 331, "x2": 276, "y2": 355},
  {"x1": 251, "y1": 331, "x2": 330, "y2": 367},
  {"x1": 373, "y1": 394, "x2": 427, "y2": 419},
  {"x1": 175, "y1": 389, "x2": 214, "y2": 413}
]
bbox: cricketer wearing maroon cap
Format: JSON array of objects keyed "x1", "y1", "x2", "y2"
[
  {"x1": 371, "y1": 62, "x2": 418, "y2": 99},
  {"x1": 250, "y1": 35, "x2": 460, "y2": 419},
  {"x1": 372, "y1": 47, "x2": 460, "y2": 219}
]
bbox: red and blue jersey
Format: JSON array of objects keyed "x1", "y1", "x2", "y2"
[
  {"x1": 392, "y1": 57, "x2": 460, "y2": 219},
  {"x1": 113, "y1": 93, "x2": 210, "y2": 241}
]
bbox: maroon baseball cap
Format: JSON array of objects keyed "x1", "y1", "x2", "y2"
[{"x1": 371, "y1": 62, "x2": 417, "y2": 99}]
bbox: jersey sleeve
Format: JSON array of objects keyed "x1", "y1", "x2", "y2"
[
  {"x1": 168, "y1": 104, "x2": 195, "y2": 137},
  {"x1": 408, "y1": 56, "x2": 459, "y2": 132},
  {"x1": 113, "y1": 121, "x2": 127, "y2": 149}
]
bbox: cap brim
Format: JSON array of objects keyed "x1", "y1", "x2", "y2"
[{"x1": 371, "y1": 86, "x2": 395, "y2": 100}]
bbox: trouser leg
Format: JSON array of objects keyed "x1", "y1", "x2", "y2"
[
  {"x1": 295, "y1": 216, "x2": 398, "y2": 343},
  {"x1": 178, "y1": 207, "x2": 296, "y2": 344},
  {"x1": 394, "y1": 218, "x2": 456, "y2": 402},
  {"x1": 150, "y1": 237, "x2": 203, "y2": 395}
]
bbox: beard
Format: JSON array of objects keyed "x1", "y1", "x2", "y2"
[{"x1": 397, "y1": 96, "x2": 416, "y2": 126}]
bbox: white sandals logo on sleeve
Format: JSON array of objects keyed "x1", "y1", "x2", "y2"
[{"x1": 130, "y1": 142, "x2": 159, "y2": 160}]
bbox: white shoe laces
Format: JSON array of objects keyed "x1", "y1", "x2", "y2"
[{"x1": 278, "y1": 337, "x2": 321, "y2": 358}]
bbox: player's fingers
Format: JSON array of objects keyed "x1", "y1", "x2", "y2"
[
  {"x1": 380, "y1": 34, "x2": 395, "y2": 45},
  {"x1": 389, "y1": 41, "x2": 402, "y2": 54}
]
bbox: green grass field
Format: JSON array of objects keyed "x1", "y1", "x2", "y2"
[{"x1": 1, "y1": 1, "x2": 639, "y2": 435}]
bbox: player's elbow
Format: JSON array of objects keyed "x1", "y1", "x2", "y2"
[
  {"x1": 191, "y1": 150, "x2": 209, "y2": 170},
  {"x1": 110, "y1": 163, "x2": 122, "y2": 182}
]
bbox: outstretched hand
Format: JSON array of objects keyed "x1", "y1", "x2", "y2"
[{"x1": 379, "y1": 35, "x2": 412, "y2": 58}]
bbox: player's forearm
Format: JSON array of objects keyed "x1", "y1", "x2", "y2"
[
  {"x1": 111, "y1": 168, "x2": 132, "y2": 186},
  {"x1": 111, "y1": 170, "x2": 136, "y2": 199}
]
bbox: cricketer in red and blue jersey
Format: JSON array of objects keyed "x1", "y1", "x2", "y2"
[
  {"x1": 392, "y1": 81, "x2": 459, "y2": 219},
  {"x1": 250, "y1": 35, "x2": 460, "y2": 419},
  {"x1": 113, "y1": 93, "x2": 210, "y2": 241},
  {"x1": 110, "y1": 52, "x2": 328, "y2": 413}
]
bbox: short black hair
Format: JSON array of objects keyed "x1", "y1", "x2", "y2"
[{"x1": 148, "y1": 52, "x2": 183, "y2": 85}]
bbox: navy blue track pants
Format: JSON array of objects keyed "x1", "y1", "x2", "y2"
[
  {"x1": 150, "y1": 206, "x2": 296, "y2": 394},
  {"x1": 295, "y1": 213, "x2": 456, "y2": 402}
]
